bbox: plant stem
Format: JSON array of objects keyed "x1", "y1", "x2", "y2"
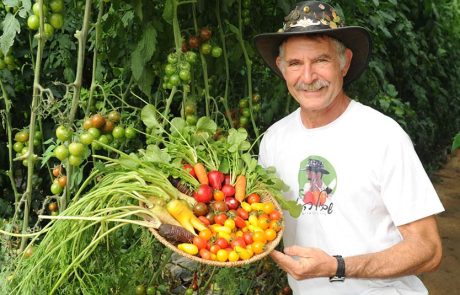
[
  {"x1": 86, "y1": 0, "x2": 105, "y2": 117},
  {"x1": 215, "y1": 1, "x2": 233, "y2": 127},
  {"x1": 20, "y1": 0, "x2": 47, "y2": 251}
]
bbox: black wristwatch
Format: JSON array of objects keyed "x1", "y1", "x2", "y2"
[{"x1": 329, "y1": 255, "x2": 345, "y2": 282}]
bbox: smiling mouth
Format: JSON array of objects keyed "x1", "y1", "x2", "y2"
[{"x1": 295, "y1": 80, "x2": 329, "y2": 92}]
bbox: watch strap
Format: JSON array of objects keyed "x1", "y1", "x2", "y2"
[{"x1": 329, "y1": 255, "x2": 345, "y2": 282}]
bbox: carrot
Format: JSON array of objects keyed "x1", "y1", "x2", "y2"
[
  {"x1": 234, "y1": 175, "x2": 246, "y2": 202},
  {"x1": 158, "y1": 224, "x2": 195, "y2": 244},
  {"x1": 193, "y1": 163, "x2": 208, "y2": 185}
]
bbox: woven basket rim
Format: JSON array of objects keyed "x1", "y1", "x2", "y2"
[{"x1": 146, "y1": 192, "x2": 284, "y2": 267}]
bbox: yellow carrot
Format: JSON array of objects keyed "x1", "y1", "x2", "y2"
[
  {"x1": 193, "y1": 163, "x2": 208, "y2": 185},
  {"x1": 166, "y1": 199, "x2": 207, "y2": 234},
  {"x1": 234, "y1": 175, "x2": 246, "y2": 202}
]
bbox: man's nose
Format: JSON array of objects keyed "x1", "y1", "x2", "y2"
[{"x1": 300, "y1": 64, "x2": 316, "y2": 83}]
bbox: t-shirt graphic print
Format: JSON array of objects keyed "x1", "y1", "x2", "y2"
[{"x1": 298, "y1": 156, "x2": 337, "y2": 215}]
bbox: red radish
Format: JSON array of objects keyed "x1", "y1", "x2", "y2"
[
  {"x1": 193, "y1": 184, "x2": 213, "y2": 203},
  {"x1": 224, "y1": 174, "x2": 231, "y2": 185},
  {"x1": 207, "y1": 170, "x2": 224, "y2": 190},
  {"x1": 183, "y1": 164, "x2": 196, "y2": 178},
  {"x1": 221, "y1": 184, "x2": 235, "y2": 197}
]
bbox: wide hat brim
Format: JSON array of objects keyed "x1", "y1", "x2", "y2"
[{"x1": 254, "y1": 26, "x2": 371, "y2": 86}]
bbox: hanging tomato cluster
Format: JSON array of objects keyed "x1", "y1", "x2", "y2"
[
  {"x1": 13, "y1": 129, "x2": 41, "y2": 167},
  {"x1": 27, "y1": 0, "x2": 64, "y2": 39}
]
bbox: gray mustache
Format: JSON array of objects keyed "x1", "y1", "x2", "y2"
[{"x1": 295, "y1": 80, "x2": 329, "y2": 91}]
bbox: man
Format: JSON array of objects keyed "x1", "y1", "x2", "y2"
[{"x1": 255, "y1": 1, "x2": 444, "y2": 294}]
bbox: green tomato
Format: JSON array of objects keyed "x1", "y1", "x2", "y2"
[
  {"x1": 185, "y1": 51, "x2": 197, "y2": 64},
  {"x1": 56, "y1": 125, "x2": 72, "y2": 142},
  {"x1": 91, "y1": 140, "x2": 102, "y2": 150},
  {"x1": 252, "y1": 103, "x2": 261, "y2": 112},
  {"x1": 179, "y1": 69, "x2": 191, "y2": 82},
  {"x1": 32, "y1": 3, "x2": 48, "y2": 17},
  {"x1": 146, "y1": 286, "x2": 156, "y2": 295},
  {"x1": 34, "y1": 130, "x2": 42, "y2": 140},
  {"x1": 33, "y1": 138, "x2": 41, "y2": 146},
  {"x1": 239, "y1": 98, "x2": 249, "y2": 109},
  {"x1": 112, "y1": 126, "x2": 125, "y2": 139},
  {"x1": 79, "y1": 132, "x2": 95, "y2": 145},
  {"x1": 211, "y1": 46, "x2": 222, "y2": 58},
  {"x1": 239, "y1": 116, "x2": 249, "y2": 127},
  {"x1": 135, "y1": 285, "x2": 146, "y2": 295},
  {"x1": 164, "y1": 63, "x2": 176, "y2": 76},
  {"x1": 98, "y1": 135, "x2": 110, "y2": 148},
  {"x1": 27, "y1": 14, "x2": 40, "y2": 30},
  {"x1": 15, "y1": 130, "x2": 29, "y2": 143},
  {"x1": 44, "y1": 23, "x2": 54, "y2": 38},
  {"x1": 49, "y1": 13, "x2": 64, "y2": 29},
  {"x1": 50, "y1": 183, "x2": 63, "y2": 195},
  {"x1": 107, "y1": 110, "x2": 121, "y2": 123},
  {"x1": 68, "y1": 155, "x2": 83, "y2": 166},
  {"x1": 68, "y1": 142, "x2": 85, "y2": 156},
  {"x1": 185, "y1": 288, "x2": 193, "y2": 295},
  {"x1": 54, "y1": 145, "x2": 69, "y2": 161},
  {"x1": 200, "y1": 43, "x2": 212, "y2": 55},
  {"x1": 49, "y1": 0, "x2": 64, "y2": 12},
  {"x1": 124, "y1": 126, "x2": 137, "y2": 139},
  {"x1": 87, "y1": 127, "x2": 101, "y2": 139},
  {"x1": 167, "y1": 53, "x2": 178, "y2": 64},
  {"x1": 13, "y1": 142, "x2": 24, "y2": 153},
  {"x1": 169, "y1": 74, "x2": 180, "y2": 86},
  {"x1": 179, "y1": 61, "x2": 191, "y2": 71},
  {"x1": 241, "y1": 108, "x2": 251, "y2": 118}
]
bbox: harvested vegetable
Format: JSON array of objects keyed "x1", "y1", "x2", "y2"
[
  {"x1": 193, "y1": 163, "x2": 209, "y2": 185},
  {"x1": 234, "y1": 175, "x2": 247, "y2": 202},
  {"x1": 158, "y1": 224, "x2": 195, "y2": 244},
  {"x1": 166, "y1": 199, "x2": 208, "y2": 234}
]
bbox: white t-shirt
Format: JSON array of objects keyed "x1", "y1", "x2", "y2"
[{"x1": 258, "y1": 100, "x2": 444, "y2": 295}]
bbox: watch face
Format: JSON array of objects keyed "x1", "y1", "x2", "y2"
[{"x1": 329, "y1": 276, "x2": 345, "y2": 282}]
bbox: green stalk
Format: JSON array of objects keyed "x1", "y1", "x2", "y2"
[
  {"x1": 215, "y1": 1, "x2": 233, "y2": 127},
  {"x1": 0, "y1": 80, "x2": 20, "y2": 218},
  {"x1": 20, "y1": 0, "x2": 47, "y2": 251},
  {"x1": 236, "y1": 0, "x2": 259, "y2": 138},
  {"x1": 85, "y1": 0, "x2": 105, "y2": 117},
  {"x1": 192, "y1": 3, "x2": 211, "y2": 116}
]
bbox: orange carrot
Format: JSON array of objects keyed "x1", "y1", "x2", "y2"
[
  {"x1": 193, "y1": 163, "x2": 208, "y2": 185},
  {"x1": 234, "y1": 175, "x2": 246, "y2": 202}
]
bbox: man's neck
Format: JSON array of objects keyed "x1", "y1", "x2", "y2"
[{"x1": 300, "y1": 93, "x2": 351, "y2": 129}]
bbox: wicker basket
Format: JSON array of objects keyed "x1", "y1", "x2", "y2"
[{"x1": 146, "y1": 192, "x2": 284, "y2": 267}]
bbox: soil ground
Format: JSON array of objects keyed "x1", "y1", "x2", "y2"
[{"x1": 419, "y1": 150, "x2": 460, "y2": 294}]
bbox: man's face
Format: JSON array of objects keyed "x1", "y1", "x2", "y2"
[{"x1": 276, "y1": 35, "x2": 352, "y2": 115}]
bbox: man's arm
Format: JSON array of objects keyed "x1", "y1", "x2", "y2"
[{"x1": 269, "y1": 215, "x2": 442, "y2": 280}]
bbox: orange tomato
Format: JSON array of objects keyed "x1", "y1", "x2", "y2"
[
  {"x1": 262, "y1": 202, "x2": 275, "y2": 214},
  {"x1": 265, "y1": 228, "x2": 277, "y2": 241},
  {"x1": 252, "y1": 231, "x2": 267, "y2": 244},
  {"x1": 269, "y1": 220, "x2": 283, "y2": 232},
  {"x1": 258, "y1": 216, "x2": 270, "y2": 230},
  {"x1": 199, "y1": 229, "x2": 213, "y2": 241},
  {"x1": 210, "y1": 244, "x2": 221, "y2": 254},
  {"x1": 269, "y1": 210, "x2": 282, "y2": 221},
  {"x1": 199, "y1": 248, "x2": 212, "y2": 260},
  {"x1": 246, "y1": 193, "x2": 260, "y2": 204},
  {"x1": 213, "y1": 189, "x2": 225, "y2": 201},
  {"x1": 252, "y1": 241, "x2": 265, "y2": 254}
]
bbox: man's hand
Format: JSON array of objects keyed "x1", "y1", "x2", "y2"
[{"x1": 269, "y1": 246, "x2": 337, "y2": 280}]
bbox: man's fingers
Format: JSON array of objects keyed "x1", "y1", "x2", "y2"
[{"x1": 284, "y1": 245, "x2": 314, "y2": 257}]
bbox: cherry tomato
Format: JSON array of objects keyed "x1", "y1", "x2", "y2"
[
  {"x1": 209, "y1": 244, "x2": 220, "y2": 254},
  {"x1": 57, "y1": 175, "x2": 67, "y2": 188},
  {"x1": 246, "y1": 193, "x2": 260, "y2": 204},
  {"x1": 193, "y1": 202, "x2": 209, "y2": 216},
  {"x1": 193, "y1": 236, "x2": 208, "y2": 250},
  {"x1": 54, "y1": 145, "x2": 69, "y2": 161},
  {"x1": 68, "y1": 142, "x2": 85, "y2": 156},
  {"x1": 27, "y1": 15, "x2": 39, "y2": 30},
  {"x1": 107, "y1": 110, "x2": 121, "y2": 123},
  {"x1": 211, "y1": 200, "x2": 227, "y2": 213},
  {"x1": 265, "y1": 228, "x2": 277, "y2": 241},
  {"x1": 56, "y1": 125, "x2": 72, "y2": 142},
  {"x1": 135, "y1": 284, "x2": 146, "y2": 295},
  {"x1": 15, "y1": 130, "x2": 29, "y2": 143},
  {"x1": 243, "y1": 232, "x2": 253, "y2": 245},
  {"x1": 91, "y1": 114, "x2": 106, "y2": 129},
  {"x1": 112, "y1": 126, "x2": 125, "y2": 139},
  {"x1": 214, "y1": 213, "x2": 227, "y2": 225},
  {"x1": 13, "y1": 142, "x2": 24, "y2": 153},
  {"x1": 269, "y1": 220, "x2": 283, "y2": 232},
  {"x1": 52, "y1": 165, "x2": 62, "y2": 177},
  {"x1": 252, "y1": 241, "x2": 265, "y2": 254},
  {"x1": 178, "y1": 243, "x2": 199, "y2": 255},
  {"x1": 32, "y1": 2, "x2": 48, "y2": 16},
  {"x1": 164, "y1": 63, "x2": 176, "y2": 76},
  {"x1": 198, "y1": 216, "x2": 211, "y2": 226},
  {"x1": 102, "y1": 120, "x2": 115, "y2": 133},
  {"x1": 199, "y1": 248, "x2": 212, "y2": 260},
  {"x1": 179, "y1": 69, "x2": 191, "y2": 81},
  {"x1": 252, "y1": 231, "x2": 267, "y2": 244},
  {"x1": 50, "y1": 183, "x2": 63, "y2": 195},
  {"x1": 87, "y1": 127, "x2": 101, "y2": 139},
  {"x1": 214, "y1": 237, "x2": 229, "y2": 249},
  {"x1": 167, "y1": 53, "x2": 178, "y2": 64},
  {"x1": 79, "y1": 132, "x2": 95, "y2": 145},
  {"x1": 82, "y1": 118, "x2": 93, "y2": 130},
  {"x1": 185, "y1": 51, "x2": 197, "y2": 63},
  {"x1": 188, "y1": 36, "x2": 200, "y2": 49},
  {"x1": 44, "y1": 23, "x2": 54, "y2": 38},
  {"x1": 199, "y1": 229, "x2": 212, "y2": 241},
  {"x1": 269, "y1": 210, "x2": 282, "y2": 221},
  {"x1": 125, "y1": 126, "x2": 137, "y2": 139},
  {"x1": 200, "y1": 27, "x2": 212, "y2": 41},
  {"x1": 200, "y1": 43, "x2": 212, "y2": 55},
  {"x1": 211, "y1": 46, "x2": 222, "y2": 58},
  {"x1": 213, "y1": 190, "x2": 225, "y2": 201},
  {"x1": 234, "y1": 216, "x2": 246, "y2": 229},
  {"x1": 231, "y1": 237, "x2": 247, "y2": 249},
  {"x1": 69, "y1": 155, "x2": 83, "y2": 166},
  {"x1": 49, "y1": 0, "x2": 64, "y2": 13},
  {"x1": 49, "y1": 13, "x2": 64, "y2": 29},
  {"x1": 183, "y1": 164, "x2": 196, "y2": 178},
  {"x1": 216, "y1": 249, "x2": 228, "y2": 262},
  {"x1": 48, "y1": 202, "x2": 58, "y2": 212},
  {"x1": 237, "y1": 207, "x2": 249, "y2": 220}
]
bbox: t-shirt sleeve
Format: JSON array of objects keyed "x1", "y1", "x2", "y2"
[{"x1": 379, "y1": 125, "x2": 444, "y2": 226}]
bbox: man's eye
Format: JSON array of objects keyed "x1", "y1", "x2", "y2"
[{"x1": 288, "y1": 61, "x2": 301, "y2": 66}]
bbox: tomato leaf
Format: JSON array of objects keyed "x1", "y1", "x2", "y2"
[
  {"x1": 141, "y1": 104, "x2": 161, "y2": 129},
  {"x1": 0, "y1": 13, "x2": 20, "y2": 55},
  {"x1": 131, "y1": 23, "x2": 157, "y2": 81},
  {"x1": 162, "y1": 0, "x2": 174, "y2": 24}
]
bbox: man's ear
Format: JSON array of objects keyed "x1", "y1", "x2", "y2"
[
  {"x1": 276, "y1": 56, "x2": 284, "y2": 76},
  {"x1": 342, "y1": 48, "x2": 353, "y2": 77}
]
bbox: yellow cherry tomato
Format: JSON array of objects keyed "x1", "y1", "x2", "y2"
[
  {"x1": 216, "y1": 249, "x2": 229, "y2": 262},
  {"x1": 265, "y1": 228, "x2": 277, "y2": 241},
  {"x1": 248, "y1": 215, "x2": 259, "y2": 227},
  {"x1": 224, "y1": 219, "x2": 236, "y2": 230},
  {"x1": 228, "y1": 250, "x2": 239, "y2": 262},
  {"x1": 262, "y1": 202, "x2": 275, "y2": 214},
  {"x1": 178, "y1": 243, "x2": 199, "y2": 255},
  {"x1": 252, "y1": 241, "x2": 265, "y2": 254},
  {"x1": 251, "y1": 202, "x2": 264, "y2": 211},
  {"x1": 241, "y1": 202, "x2": 252, "y2": 212}
]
